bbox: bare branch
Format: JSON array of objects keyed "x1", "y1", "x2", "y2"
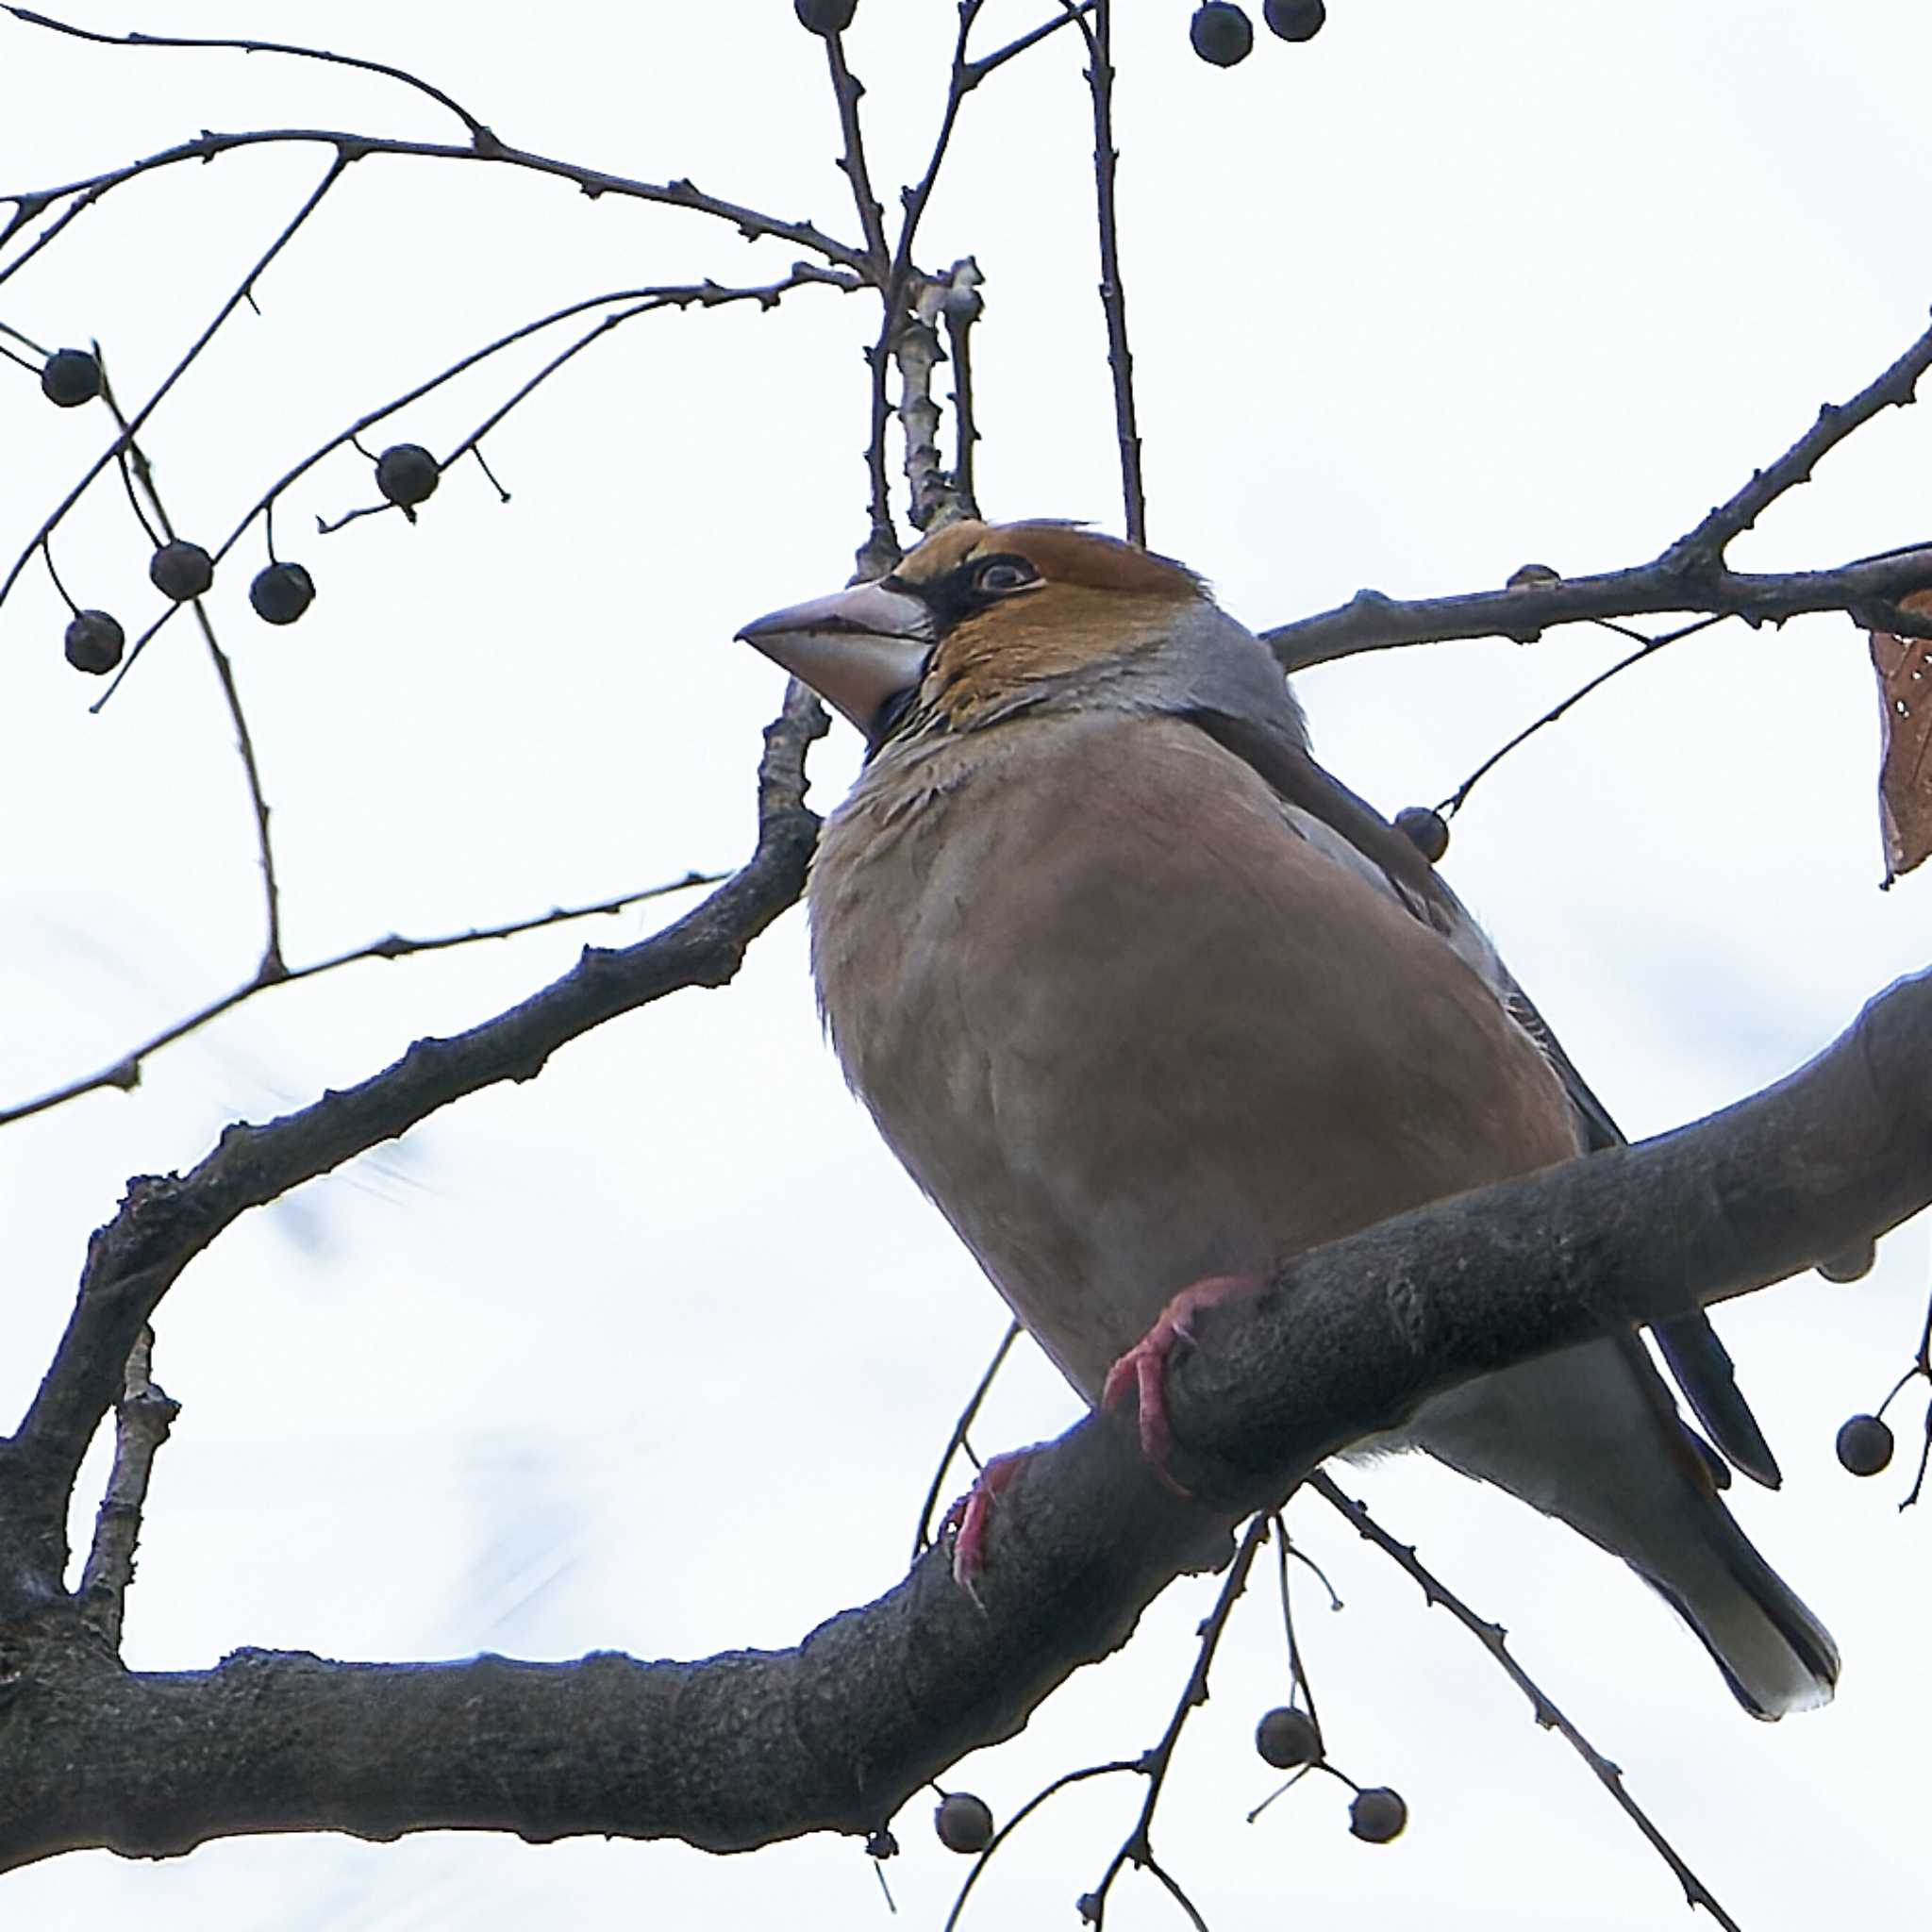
[
  {"x1": 1079, "y1": 1514, "x2": 1270, "y2": 1926},
  {"x1": 0, "y1": 127, "x2": 872, "y2": 280},
  {"x1": 1439, "y1": 615, "x2": 1721, "y2": 817},
  {"x1": 75, "y1": 1329, "x2": 178, "y2": 1653},
  {"x1": 0, "y1": 154, "x2": 351, "y2": 612},
  {"x1": 941, "y1": 258, "x2": 986, "y2": 522},
  {"x1": 5, "y1": 6, "x2": 496, "y2": 142},
  {"x1": 894, "y1": 278, "x2": 953, "y2": 530},
  {"x1": 962, "y1": 0, "x2": 1099, "y2": 88},
  {"x1": 8, "y1": 685, "x2": 825, "y2": 1552},
  {"x1": 1265, "y1": 307, "x2": 1932, "y2": 667},
  {"x1": 1075, "y1": 1, "x2": 1146, "y2": 546},
  {"x1": 943, "y1": 1760, "x2": 1141, "y2": 1932},
  {"x1": 1660, "y1": 313, "x2": 1932, "y2": 572},
  {"x1": 1309, "y1": 1474, "x2": 1740, "y2": 1932},
  {"x1": 912, "y1": 1319, "x2": 1023, "y2": 1564},
  {"x1": 1262, "y1": 546, "x2": 1932, "y2": 670},
  {"x1": 822, "y1": 30, "x2": 891, "y2": 271},
  {"x1": 78, "y1": 267, "x2": 858, "y2": 699},
  {"x1": 0, "y1": 868, "x2": 723, "y2": 1130},
  {"x1": 92, "y1": 351, "x2": 286, "y2": 972}
]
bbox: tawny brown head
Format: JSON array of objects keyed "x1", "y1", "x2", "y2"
[{"x1": 735, "y1": 520, "x2": 1210, "y2": 744}]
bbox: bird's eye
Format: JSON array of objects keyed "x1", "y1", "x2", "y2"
[{"x1": 973, "y1": 557, "x2": 1038, "y2": 594}]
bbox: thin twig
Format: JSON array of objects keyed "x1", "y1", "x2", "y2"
[
  {"x1": 1661, "y1": 313, "x2": 1932, "y2": 571},
  {"x1": 962, "y1": 0, "x2": 1099, "y2": 87},
  {"x1": 1073, "y1": 1, "x2": 1145, "y2": 545},
  {"x1": 1438, "y1": 615, "x2": 1723, "y2": 817},
  {"x1": 942, "y1": 1760, "x2": 1141, "y2": 1932},
  {"x1": 1080, "y1": 1513, "x2": 1271, "y2": 1927},
  {"x1": 0, "y1": 869, "x2": 723, "y2": 1129},
  {"x1": 912, "y1": 1320, "x2": 1022, "y2": 1564},
  {"x1": 93, "y1": 350, "x2": 286, "y2": 971},
  {"x1": 894, "y1": 2, "x2": 985, "y2": 289},
  {"x1": 824, "y1": 30, "x2": 891, "y2": 272},
  {"x1": 0, "y1": 126, "x2": 871, "y2": 277},
  {"x1": 79, "y1": 267, "x2": 856, "y2": 700},
  {"x1": 75, "y1": 1327, "x2": 178, "y2": 1651},
  {"x1": 1271, "y1": 1508, "x2": 1320, "y2": 1734},
  {"x1": 1308, "y1": 1473, "x2": 1741, "y2": 1932},
  {"x1": 15, "y1": 685, "x2": 825, "y2": 1517},
  {"x1": 1140, "y1": 1857, "x2": 1210, "y2": 1932},
  {"x1": 0, "y1": 154, "x2": 350, "y2": 612},
  {"x1": 6, "y1": 6, "x2": 496, "y2": 142}
]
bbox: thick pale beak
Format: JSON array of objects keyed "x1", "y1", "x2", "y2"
[{"x1": 735, "y1": 580, "x2": 935, "y2": 736}]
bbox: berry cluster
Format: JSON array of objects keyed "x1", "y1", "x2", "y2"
[
  {"x1": 1191, "y1": 1, "x2": 1326, "y2": 66},
  {"x1": 1254, "y1": 1705, "x2": 1407, "y2": 1842}
]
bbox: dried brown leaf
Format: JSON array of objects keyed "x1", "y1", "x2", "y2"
[{"x1": 1868, "y1": 589, "x2": 1932, "y2": 886}]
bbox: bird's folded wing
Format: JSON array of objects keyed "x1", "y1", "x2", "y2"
[
  {"x1": 1184, "y1": 704, "x2": 1784, "y2": 1491},
  {"x1": 1503, "y1": 982, "x2": 1784, "y2": 1490}
]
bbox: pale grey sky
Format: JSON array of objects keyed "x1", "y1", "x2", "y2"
[{"x1": 2, "y1": 3, "x2": 1928, "y2": 1926}]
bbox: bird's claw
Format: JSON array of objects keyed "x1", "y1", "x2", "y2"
[
  {"x1": 943, "y1": 1448, "x2": 1031, "y2": 1598},
  {"x1": 1100, "y1": 1273, "x2": 1263, "y2": 1492}
]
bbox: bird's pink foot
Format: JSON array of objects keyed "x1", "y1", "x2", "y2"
[
  {"x1": 943, "y1": 1448, "x2": 1032, "y2": 1598},
  {"x1": 1100, "y1": 1273, "x2": 1265, "y2": 1484}
]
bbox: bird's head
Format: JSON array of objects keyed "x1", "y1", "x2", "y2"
[{"x1": 735, "y1": 520, "x2": 1283, "y2": 752}]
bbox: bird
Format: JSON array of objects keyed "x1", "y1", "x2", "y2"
[{"x1": 735, "y1": 517, "x2": 1838, "y2": 1719}]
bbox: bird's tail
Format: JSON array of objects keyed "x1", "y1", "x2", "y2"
[
  {"x1": 1627, "y1": 1486, "x2": 1839, "y2": 1720},
  {"x1": 1397, "y1": 1338, "x2": 1838, "y2": 1719}
]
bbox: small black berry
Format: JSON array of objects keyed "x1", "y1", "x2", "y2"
[
  {"x1": 1836, "y1": 1413, "x2": 1893, "y2": 1477},
  {"x1": 249, "y1": 561, "x2": 316, "y2": 625},
  {"x1": 1191, "y1": 3, "x2": 1254, "y2": 65},
  {"x1": 42, "y1": 348, "x2": 103, "y2": 408},
  {"x1": 1256, "y1": 1706, "x2": 1322, "y2": 1769},
  {"x1": 64, "y1": 608, "x2": 125, "y2": 675},
  {"x1": 149, "y1": 541, "x2": 214, "y2": 602},
  {"x1": 934, "y1": 1791, "x2": 994, "y2": 1855},
  {"x1": 1395, "y1": 806, "x2": 1450, "y2": 864},
  {"x1": 375, "y1": 443, "x2": 440, "y2": 509},
  {"x1": 1349, "y1": 1786, "x2": 1407, "y2": 1843},
  {"x1": 1263, "y1": 0, "x2": 1326, "y2": 42},
  {"x1": 794, "y1": 0, "x2": 857, "y2": 32}
]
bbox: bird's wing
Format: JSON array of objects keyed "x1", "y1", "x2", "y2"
[
  {"x1": 1186, "y1": 703, "x2": 1784, "y2": 1490},
  {"x1": 1500, "y1": 979, "x2": 1783, "y2": 1489}
]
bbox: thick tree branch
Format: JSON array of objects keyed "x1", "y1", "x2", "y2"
[{"x1": 1, "y1": 969, "x2": 1926, "y2": 1873}]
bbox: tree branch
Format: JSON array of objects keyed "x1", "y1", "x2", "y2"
[
  {"x1": 1262, "y1": 546, "x2": 1932, "y2": 670},
  {"x1": 2, "y1": 967, "x2": 1926, "y2": 1872},
  {"x1": 5, "y1": 6, "x2": 496, "y2": 142},
  {"x1": 0, "y1": 867, "x2": 723, "y2": 1129},
  {"x1": 74, "y1": 1329, "x2": 177, "y2": 1654},
  {"x1": 1264, "y1": 308, "x2": 1932, "y2": 666},
  {"x1": 2, "y1": 684, "x2": 826, "y2": 1597}
]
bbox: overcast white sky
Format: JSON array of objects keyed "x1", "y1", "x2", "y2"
[{"x1": 2, "y1": 2, "x2": 1929, "y2": 1926}]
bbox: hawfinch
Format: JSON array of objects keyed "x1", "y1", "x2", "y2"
[{"x1": 737, "y1": 520, "x2": 1838, "y2": 1719}]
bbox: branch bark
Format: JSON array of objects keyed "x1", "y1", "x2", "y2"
[
  {"x1": 1263, "y1": 546, "x2": 1932, "y2": 670},
  {"x1": 1, "y1": 967, "x2": 1926, "y2": 1874}
]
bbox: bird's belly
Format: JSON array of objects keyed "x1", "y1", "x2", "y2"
[{"x1": 811, "y1": 716, "x2": 1580, "y2": 1405}]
